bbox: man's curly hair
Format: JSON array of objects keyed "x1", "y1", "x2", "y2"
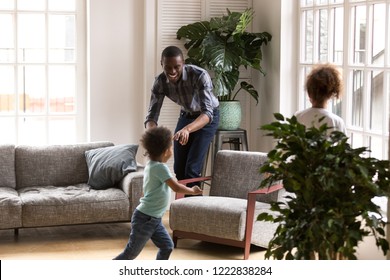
[
  {"x1": 305, "y1": 63, "x2": 343, "y2": 105},
  {"x1": 141, "y1": 126, "x2": 172, "y2": 160}
]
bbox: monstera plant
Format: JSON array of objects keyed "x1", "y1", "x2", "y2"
[
  {"x1": 258, "y1": 113, "x2": 390, "y2": 260},
  {"x1": 177, "y1": 8, "x2": 271, "y2": 102},
  {"x1": 177, "y1": 8, "x2": 271, "y2": 130}
]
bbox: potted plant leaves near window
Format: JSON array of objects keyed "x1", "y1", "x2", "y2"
[
  {"x1": 258, "y1": 113, "x2": 390, "y2": 260},
  {"x1": 177, "y1": 8, "x2": 271, "y2": 130}
]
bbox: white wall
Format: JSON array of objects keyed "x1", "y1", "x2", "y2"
[
  {"x1": 88, "y1": 0, "x2": 145, "y2": 148},
  {"x1": 252, "y1": 0, "x2": 298, "y2": 152}
]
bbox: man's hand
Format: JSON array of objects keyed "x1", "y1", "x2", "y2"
[{"x1": 173, "y1": 128, "x2": 190, "y2": 145}]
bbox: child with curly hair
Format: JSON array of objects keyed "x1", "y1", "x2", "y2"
[
  {"x1": 295, "y1": 63, "x2": 347, "y2": 133},
  {"x1": 113, "y1": 126, "x2": 202, "y2": 260}
]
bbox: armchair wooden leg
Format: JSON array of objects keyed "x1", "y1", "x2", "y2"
[
  {"x1": 243, "y1": 192, "x2": 257, "y2": 260},
  {"x1": 244, "y1": 244, "x2": 250, "y2": 260},
  {"x1": 14, "y1": 228, "x2": 19, "y2": 236}
]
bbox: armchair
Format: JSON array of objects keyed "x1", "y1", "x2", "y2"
[{"x1": 169, "y1": 150, "x2": 285, "y2": 260}]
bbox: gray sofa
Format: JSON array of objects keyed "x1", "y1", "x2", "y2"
[{"x1": 0, "y1": 142, "x2": 144, "y2": 234}]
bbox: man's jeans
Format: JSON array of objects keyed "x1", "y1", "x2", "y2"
[
  {"x1": 113, "y1": 209, "x2": 174, "y2": 260},
  {"x1": 174, "y1": 109, "x2": 219, "y2": 186}
]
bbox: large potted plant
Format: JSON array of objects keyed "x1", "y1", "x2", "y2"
[
  {"x1": 258, "y1": 113, "x2": 390, "y2": 260},
  {"x1": 177, "y1": 8, "x2": 271, "y2": 130}
]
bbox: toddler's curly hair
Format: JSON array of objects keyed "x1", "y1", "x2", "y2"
[
  {"x1": 140, "y1": 126, "x2": 172, "y2": 160},
  {"x1": 305, "y1": 63, "x2": 343, "y2": 105}
]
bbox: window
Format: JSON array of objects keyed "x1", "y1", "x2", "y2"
[
  {"x1": 299, "y1": 0, "x2": 389, "y2": 220},
  {"x1": 0, "y1": 0, "x2": 86, "y2": 145},
  {"x1": 299, "y1": 0, "x2": 389, "y2": 161}
]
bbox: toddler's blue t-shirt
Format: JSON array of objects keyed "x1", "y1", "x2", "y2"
[{"x1": 136, "y1": 161, "x2": 172, "y2": 218}]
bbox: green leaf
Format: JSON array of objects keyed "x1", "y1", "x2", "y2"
[
  {"x1": 231, "y1": 81, "x2": 258, "y2": 103},
  {"x1": 177, "y1": 21, "x2": 210, "y2": 40},
  {"x1": 273, "y1": 113, "x2": 285, "y2": 121},
  {"x1": 258, "y1": 213, "x2": 275, "y2": 222},
  {"x1": 213, "y1": 70, "x2": 239, "y2": 98},
  {"x1": 233, "y1": 8, "x2": 254, "y2": 35}
]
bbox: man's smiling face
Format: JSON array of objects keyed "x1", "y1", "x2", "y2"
[{"x1": 161, "y1": 55, "x2": 184, "y2": 83}]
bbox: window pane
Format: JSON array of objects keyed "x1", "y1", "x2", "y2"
[
  {"x1": 18, "y1": 66, "x2": 46, "y2": 114},
  {"x1": 330, "y1": 97, "x2": 342, "y2": 117},
  {"x1": 302, "y1": 66, "x2": 312, "y2": 109},
  {"x1": 0, "y1": 117, "x2": 16, "y2": 143},
  {"x1": 302, "y1": 10, "x2": 314, "y2": 63},
  {"x1": 18, "y1": 117, "x2": 46, "y2": 145},
  {"x1": 351, "y1": 70, "x2": 364, "y2": 127},
  {"x1": 350, "y1": 132, "x2": 364, "y2": 148},
  {"x1": 371, "y1": 4, "x2": 385, "y2": 66},
  {"x1": 17, "y1": 0, "x2": 45, "y2": 10},
  {"x1": 351, "y1": 5, "x2": 366, "y2": 64},
  {"x1": 319, "y1": 9, "x2": 328, "y2": 62},
  {"x1": 301, "y1": 0, "x2": 314, "y2": 7},
  {"x1": 0, "y1": 14, "x2": 14, "y2": 62},
  {"x1": 332, "y1": 7, "x2": 343, "y2": 63},
  {"x1": 0, "y1": 66, "x2": 15, "y2": 113},
  {"x1": 369, "y1": 136, "x2": 382, "y2": 159},
  {"x1": 0, "y1": 0, "x2": 14, "y2": 9},
  {"x1": 48, "y1": 117, "x2": 76, "y2": 144},
  {"x1": 48, "y1": 0, "x2": 75, "y2": 11},
  {"x1": 317, "y1": 0, "x2": 328, "y2": 6},
  {"x1": 369, "y1": 70, "x2": 384, "y2": 131},
  {"x1": 48, "y1": 66, "x2": 75, "y2": 113},
  {"x1": 49, "y1": 15, "x2": 76, "y2": 63},
  {"x1": 18, "y1": 14, "x2": 45, "y2": 62}
]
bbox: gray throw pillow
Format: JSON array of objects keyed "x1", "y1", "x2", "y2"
[{"x1": 85, "y1": 144, "x2": 138, "y2": 190}]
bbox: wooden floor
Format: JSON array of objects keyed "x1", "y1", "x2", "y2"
[{"x1": 0, "y1": 212, "x2": 267, "y2": 260}]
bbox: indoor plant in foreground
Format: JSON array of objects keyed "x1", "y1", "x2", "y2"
[
  {"x1": 176, "y1": 8, "x2": 271, "y2": 130},
  {"x1": 258, "y1": 113, "x2": 390, "y2": 260}
]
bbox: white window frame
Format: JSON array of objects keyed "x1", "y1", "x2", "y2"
[
  {"x1": 298, "y1": 0, "x2": 389, "y2": 161},
  {"x1": 0, "y1": 0, "x2": 86, "y2": 145}
]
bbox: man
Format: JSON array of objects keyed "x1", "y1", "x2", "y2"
[{"x1": 145, "y1": 46, "x2": 219, "y2": 186}]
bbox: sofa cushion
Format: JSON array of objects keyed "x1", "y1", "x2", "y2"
[
  {"x1": 15, "y1": 142, "x2": 113, "y2": 189},
  {"x1": 0, "y1": 144, "x2": 16, "y2": 189},
  {"x1": 19, "y1": 184, "x2": 131, "y2": 227},
  {"x1": 0, "y1": 187, "x2": 22, "y2": 229},
  {"x1": 85, "y1": 144, "x2": 138, "y2": 190}
]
